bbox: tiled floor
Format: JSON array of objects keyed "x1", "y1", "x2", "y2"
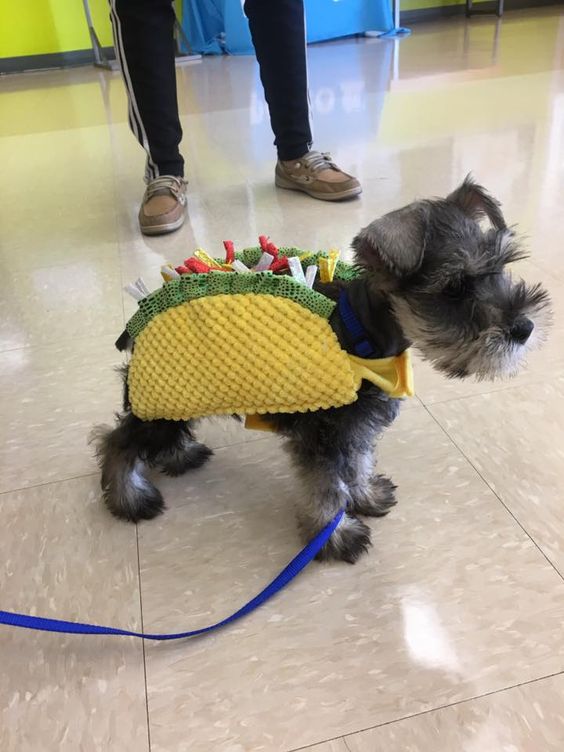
[{"x1": 1, "y1": 7, "x2": 564, "y2": 751}]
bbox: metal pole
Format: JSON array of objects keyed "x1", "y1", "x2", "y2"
[
  {"x1": 81, "y1": 0, "x2": 200, "y2": 70},
  {"x1": 173, "y1": 17, "x2": 202, "y2": 66},
  {"x1": 466, "y1": 0, "x2": 504, "y2": 17},
  {"x1": 393, "y1": 0, "x2": 400, "y2": 31},
  {"x1": 81, "y1": 0, "x2": 118, "y2": 71}
]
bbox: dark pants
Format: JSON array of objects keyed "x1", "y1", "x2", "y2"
[{"x1": 110, "y1": 0, "x2": 312, "y2": 180}]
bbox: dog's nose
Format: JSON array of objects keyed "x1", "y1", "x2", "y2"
[{"x1": 510, "y1": 316, "x2": 534, "y2": 344}]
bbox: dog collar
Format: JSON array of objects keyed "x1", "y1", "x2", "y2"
[{"x1": 338, "y1": 289, "x2": 379, "y2": 358}]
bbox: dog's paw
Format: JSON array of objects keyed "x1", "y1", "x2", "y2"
[
  {"x1": 315, "y1": 514, "x2": 372, "y2": 564},
  {"x1": 350, "y1": 474, "x2": 397, "y2": 517},
  {"x1": 159, "y1": 443, "x2": 213, "y2": 477},
  {"x1": 103, "y1": 478, "x2": 165, "y2": 522}
]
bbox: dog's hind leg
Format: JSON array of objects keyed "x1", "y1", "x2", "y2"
[
  {"x1": 92, "y1": 415, "x2": 164, "y2": 521},
  {"x1": 92, "y1": 415, "x2": 212, "y2": 521},
  {"x1": 153, "y1": 421, "x2": 213, "y2": 477},
  {"x1": 117, "y1": 362, "x2": 212, "y2": 478}
]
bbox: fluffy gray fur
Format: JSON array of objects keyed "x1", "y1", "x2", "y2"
[{"x1": 93, "y1": 177, "x2": 551, "y2": 563}]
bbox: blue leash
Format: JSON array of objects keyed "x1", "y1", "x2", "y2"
[{"x1": 0, "y1": 509, "x2": 344, "y2": 641}]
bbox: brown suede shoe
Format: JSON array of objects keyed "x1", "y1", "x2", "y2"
[
  {"x1": 275, "y1": 151, "x2": 361, "y2": 201},
  {"x1": 138, "y1": 176, "x2": 187, "y2": 236}
]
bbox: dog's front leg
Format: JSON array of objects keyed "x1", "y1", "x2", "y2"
[
  {"x1": 344, "y1": 444, "x2": 397, "y2": 518},
  {"x1": 285, "y1": 428, "x2": 372, "y2": 564}
]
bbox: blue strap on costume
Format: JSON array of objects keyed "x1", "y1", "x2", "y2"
[
  {"x1": 338, "y1": 290, "x2": 376, "y2": 358},
  {"x1": 0, "y1": 509, "x2": 344, "y2": 641}
]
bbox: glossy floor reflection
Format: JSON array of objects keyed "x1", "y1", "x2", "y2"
[{"x1": 1, "y1": 6, "x2": 564, "y2": 751}]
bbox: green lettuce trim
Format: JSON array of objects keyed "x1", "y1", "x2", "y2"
[{"x1": 125, "y1": 247, "x2": 361, "y2": 339}]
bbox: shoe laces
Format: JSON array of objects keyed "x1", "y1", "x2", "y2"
[
  {"x1": 299, "y1": 151, "x2": 338, "y2": 173},
  {"x1": 145, "y1": 175, "x2": 187, "y2": 202}
]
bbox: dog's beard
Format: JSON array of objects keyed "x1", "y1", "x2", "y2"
[
  {"x1": 391, "y1": 294, "x2": 552, "y2": 381},
  {"x1": 464, "y1": 329, "x2": 538, "y2": 381}
]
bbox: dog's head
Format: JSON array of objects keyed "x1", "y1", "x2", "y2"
[{"x1": 353, "y1": 177, "x2": 551, "y2": 379}]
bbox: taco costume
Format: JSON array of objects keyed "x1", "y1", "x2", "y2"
[{"x1": 123, "y1": 244, "x2": 414, "y2": 425}]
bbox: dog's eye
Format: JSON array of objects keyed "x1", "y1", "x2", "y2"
[{"x1": 444, "y1": 277, "x2": 473, "y2": 299}]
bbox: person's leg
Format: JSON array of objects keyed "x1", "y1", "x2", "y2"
[
  {"x1": 110, "y1": 0, "x2": 183, "y2": 179},
  {"x1": 244, "y1": 0, "x2": 361, "y2": 201},
  {"x1": 244, "y1": 0, "x2": 311, "y2": 161},
  {"x1": 110, "y1": 0, "x2": 187, "y2": 234}
]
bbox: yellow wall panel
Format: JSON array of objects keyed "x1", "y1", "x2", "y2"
[
  {"x1": 0, "y1": 0, "x2": 487, "y2": 60},
  {"x1": 0, "y1": 1, "x2": 114, "y2": 58}
]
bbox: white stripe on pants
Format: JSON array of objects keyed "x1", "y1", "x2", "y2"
[{"x1": 109, "y1": 0, "x2": 159, "y2": 182}]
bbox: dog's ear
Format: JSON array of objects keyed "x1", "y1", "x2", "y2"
[
  {"x1": 353, "y1": 201, "x2": 430, "y2": 276},
  {"x1": 447, "y1": 175, "x2": 506, "y2": 230}
]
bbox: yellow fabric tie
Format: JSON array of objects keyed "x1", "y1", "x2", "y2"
[{"x1": 348, "y1": 349, "x2": 414, "y2": 399}]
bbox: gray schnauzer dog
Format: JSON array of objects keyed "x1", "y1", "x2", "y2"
[{"x1": 95, "y1": 178, "x2": 551, "y2": 563}]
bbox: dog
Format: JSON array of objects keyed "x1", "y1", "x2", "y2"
[{"x1": 94, "y1": 177, "x2": 551, "y2": 563}]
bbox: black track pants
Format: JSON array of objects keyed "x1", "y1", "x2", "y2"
[{"x1": 110, "y1": 0, "x2": 312, "y2": 180}]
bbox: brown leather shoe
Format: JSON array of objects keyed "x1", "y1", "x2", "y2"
[
  {"x1": 275, "y1": 151, "x2": 361, "y2": 201},
  {"x1": 138, "y1": 176, "x2": 187, "y2": 236}
]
